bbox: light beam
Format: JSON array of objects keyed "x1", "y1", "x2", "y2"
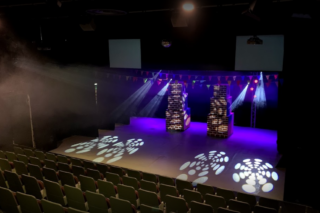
[
  {"x1": 254, "y1": 72, "x2": 266, "y2": 108},
  {"x1": 231, "y1": 83, "x2": 249, "y2": 111},
  {"x1": 139, "y1": 79, "x2": 171, "y2": 117}
]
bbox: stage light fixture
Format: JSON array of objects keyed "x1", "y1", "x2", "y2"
[
  {"x1": 94, "y1": 83, "x2": 98, "y2": 85},
  {"x1": 250, "y1": 87, "x2": 254, "y2": 91},
  {"x1": 254, "y1": 79, "x2": 258, "y2": 84},
  {"x1": 183, "y1": 2, "x2": 194, "y2": 11},
  {"x1": 231, "y1": 84, "x2": 249, "y2": 111}
]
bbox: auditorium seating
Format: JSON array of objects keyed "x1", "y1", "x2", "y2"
[{"x1": 0, "y1": 145, "x2": 318, "y2": 213}]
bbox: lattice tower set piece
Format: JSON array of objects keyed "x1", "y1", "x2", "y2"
[
  {"x1": 166, "y1": 83, "x2": 191, "y2": 131},
  {"x1": 207, "y1": 84, "x2": 234, "y2": 137}
]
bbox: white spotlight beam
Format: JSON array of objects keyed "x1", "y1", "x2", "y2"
[
  {"x1": 254, "y1": 72, "x2": 266, "y2": 108},
  {"x1": 139, "y1": 80, "x2": 171, "y2": 117},
  {"x1": 111, "y1": 71, "x2": 161, "y2": 121},
  {"x1": 231, "y1": 84, "x2": 249, "y2": 111}
]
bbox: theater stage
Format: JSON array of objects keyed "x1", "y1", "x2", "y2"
[{"x1": 50, "y1": 117, "x2": 284, "y2": 200}]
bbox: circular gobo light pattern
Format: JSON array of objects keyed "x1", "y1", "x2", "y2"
[
  {"x1": 64, "y1": 136, "x2": 144, "y2": 164},
  {"x1": 177, "y1": 150, "x2": 229, "y2": 185},
  {"x1": 232, "y1": 158, "x2": 279, "y2": 194}
]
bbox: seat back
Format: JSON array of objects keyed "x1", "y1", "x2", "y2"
[
  {"x1": 72, "y1": 165, "x2": 86, "y2": 179},
  {"x1": 58, "y1": 162, "x2": 71, "y2": 173},
  {"x1": 138, "y1": 189, "x2": 160, "y2": 208},
  {"x1": 140, "y1": 179, "x2": 158, "y2": 193},
  {"x1": 190, "y1": 201, "x2": 214, "y2": 213},
  {"x1": 57, "y1": 155, "x2": 69, "y2": 164},
  {"x1": 142, "y1": 172, "x2": 157, "y2": 183},
  {"x1": 105, "y1": 172, "x2": 121, "y2": 185},
  {"x1": 216, "y1": 187, "x2": 235, "y2": 204},
  {"x1": 64, "y1": 185, "x2": 87, "y2": 211},
  {"x1": 43, "y1": 167, "x2": 60, "y2": 183},
  {"x1": 13, "y1": 160, "x2": 28, "y2": 175},
  {"x1": 71, "y1": 158, "x2": 83, "y2": 167},
  {"x1": 205, "y1": 194, "x2": 226, "y2": 212},
  {"x1": 229, "y1": 199, "x2": 251, "y2": 213},
  {"x1": 217, "y1": 207, "x2": 241, "y2": 213},
  {"x1": 0, "y1": 159, "x2": 12, "y2": 171},
  {"x1": 97, "y1": 180, "x2": 116, "y2": 199},
  {"x1": 176, "y1": 179, "x2": 193, "y2": 196},
  {"x1": 13, "y1": 147, "x2": 25, "y2": 155},
  {"x1": 281, "y1": 201, "x2": 307, "y2": 213},
  {"x1": 5, "y1": 151, "x2": 17, "y2": 162},
  {"x1": 197, "y1": 183, "x2": 215, "y2": 197},
  {"x1": 41, "y1": 199, "x2": 65, "y2": 213},
  {"x1": 110, "y1": 196, "x2": 136, "y2": 213},
  {"x1": 24, "y1": 149, "x2": 35, "y2": 158},
  {"x1": 237, "y1": 192, "x2": 257, "y2": 210},
  {"x1": 109, "y1": 166, "x2": 124, "y2": 177},
  {"x1": 159, "y1": 184, "x2": 178, "y2": 203},
  {"x1": 0, "y1": 150, "x2": 6, "y2": 159},
  {"x1": 183, "y1": 189, "x2": 202, "y2": 206},
  {"x1": 158, "y1": 175, "x2": 174, "y2": 186},
  {"x1": 140, "y1": 204, "x2": 163, "y2": 213},
  {"x1": 0, "y1": 171, "x2": 7, "y2": 188},
  {"x1": 123, "y1": 176, "x2": 139, "y2": 190},
  {"x1": 17, "y1": 154, "x2": 29, "y2": 165},
  {"x1": 0, "y1": 186, "x2": 20, "y2": 213},
  {"x1": 87, "y1": 168, "x2": 103, "y2": 181},
  {"x1": 21, "y1": 174, "x2": 43, "y2": 199},
  {"x1": 254, "y1": 205, "x2": 277, "y2": 213},
  {"x1": 34, "y1": 150, "x2": 46, "y2": 161},
  {"x1": 83, "y1": 160, "x2": 96, "y2": 170},
  {"x1": 96, "y1": 164, "x2": 109, "y2": 175},
  {"x1": 166, "y1": 195, "x2": 188, "y2": 213},
  {"x1": 86, "y1": 190, "x2": 109, "y2": 213},
  {"x1": 68, "y1": 207, "x2": 88, "y2": 213},
  {"x1": 46, "y1": 152, "x2": 57, "y2": 162},
  {"x1": 44, "y1": 179, "x2": 66, "y2": 206},
  {"x1": 79, "y1": 175, "x2": 96, "y2": 192},
  {"x1": 28, "y1": 163, "x2": 44, "y2": 181},
  {"x1": 117, "y1": 184, "x2": 137, "y2": 207},
  {"x1": 126, "y1": 169, "x2": 142, "y2": 180},
  {"x1": 45, "y1": 159, "x2": 58, "y2": 171},
  {"x1": 4, "y1": 170, "x2": 24, "y2": 192},
  {"x1": 16, "y1": 192, "x2": 42, "y2": 213},
  {"x1": 59, "y1": 170, "x2": 76, "y2": 187},
  {"x1": 258, "y1": 197, "x2": 280, "y2": 211},
  {"x1": 29, "y1": 157, "x2": 43, "y2": 168}
]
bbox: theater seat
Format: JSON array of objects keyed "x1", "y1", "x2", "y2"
[
  {"x1": 16, "y1": 192, "x2": 43, "y2": 213},
  {"x1": 117, "y1": 184, "x2": 139, "y2": 209},
  {"x1": 79, "y1": 175, "x2": 97, "y2": 193},
  {"x1": 86, "y1": 190, "x2": 110, "y2": 213},
  {"x1": 97, "y1": 180, "x2": 117, "y2": 199},
  {"x1": 44, "y1": 179, "x2": 67, "y2": 206},
  {"x1": 42, "y1": 199, "x2": 67, "y2": 213},
  {"x1": 0, "y1": 187, "x2": 20, "y2": 213},
  {"x1": 190, "y1": 201, "x2": 214, "y2": 213},
  {"x1": 28, "y1": 163, "x2": 44, "y2": 181},
  {"x1": 110, "y1": 196, "x2": 137, "y2": 213},
  {"x1": 165, "y1": 195, "x2": 189, "y2": 213},
  {"x1": 64, "y1": 185, "x2": 88, "y2": 212}
]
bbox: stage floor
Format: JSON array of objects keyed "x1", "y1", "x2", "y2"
[{"x1": 51, "y1": 117, "x2": 284, "y2": 200}]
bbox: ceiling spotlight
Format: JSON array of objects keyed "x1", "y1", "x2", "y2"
[
  {"x1": 183, "y1": 2, "x2": 194, "y2": 11},
  {"x1": 254, "y1": 79, "x2": 258, "y2": 84},
  {"x1": 250, "y1": 87, "x2": 254, "y2": 91}
]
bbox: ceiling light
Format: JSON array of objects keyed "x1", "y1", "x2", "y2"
[{"x1": 183, "y1": 3, "x2": 194, "y2": 11}]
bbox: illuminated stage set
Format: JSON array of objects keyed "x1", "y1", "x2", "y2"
[{"x1": 51, "y1": 80, "x2": 283, "y2": 200}]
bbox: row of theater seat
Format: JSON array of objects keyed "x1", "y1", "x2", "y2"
[{"x1": 0, "y1": 146, "x2": 318, "y2": 213}]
